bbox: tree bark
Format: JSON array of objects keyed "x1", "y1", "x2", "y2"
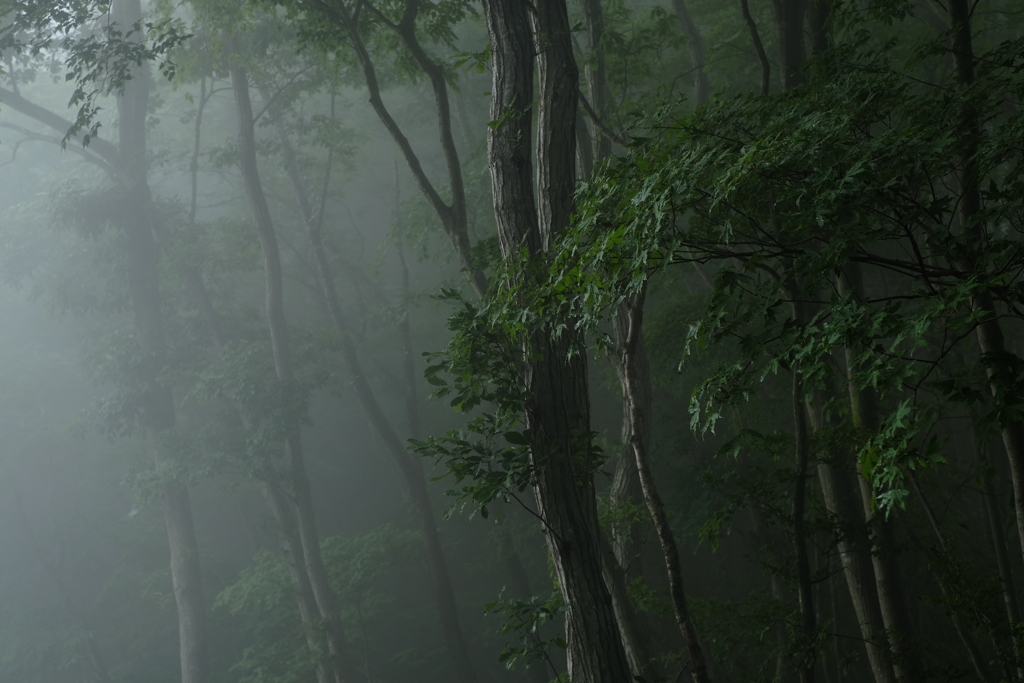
[
  {"x1": 946, "y1": 0, "x2": 1024, "y2": 576},
  {"x1": 622, "y1": 288, "x2": 711, "y2": 683},
  {"x1": 324, "y1": 0, "x2": 486, "y2": 297},
  {"x1": 739, "y1": 0, "x2": 771, "y2": 96},
  {"x1": 257, "y1": 84, "x2": 479, "y2": 683},
  {"x1": 792, "y1": 372, "x2": 817, "y2": 683},
  {"x1": 808, "y1": 398, "x2": 896, "y2": 683},
  {"x1": 839, "y1": 270, "x2": 922, "y2": 683},
  {"x1": 480, "y1": 1, "x2": 633, "y2": 680},
  {"x1": 579, "y1": 0, "x2": 611, "y2": 159},
  {"x1": 768, "y1": 0, "x2": 807, "y2": 90},
  {"x1": 229, "y1": 51, "x2": 360, "y2": 683},
  {"x1": 116, "y1": 3, "x2": 209, "y2": 682},
  {"x1": 671, "y1": 0, "x2": 710, "y2": 106},
  {"x1": 598, "y1": 532, "x2": 662, "y2": 681}
]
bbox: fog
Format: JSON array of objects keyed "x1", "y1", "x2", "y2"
[{"x1": 0, "y1": 1, "x2": 1022, "y2": 683}]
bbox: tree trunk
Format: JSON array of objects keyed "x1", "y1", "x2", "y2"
[
  {"x1": 599, "y1": 532, "x2": 662, "y2": 681},
  {"x1": 839, "y1": 270, "x2": 923, "y2": 683},
  {"x1": 116, "y1": 3, "x2": 209, "y2": 682},
  {"x1": 739, "y1": 0, "x2": 771, "y2": 96},
  {"x1": 808, "y1": 398, "x2": 896, "y2": 683},
  {"x1": 257, "y1": 84, "x2": 479, "y2": 683},
  {"x1": 671, "y1": 0, "x2": 710, "y2": 106},
  {"x1": 908, "y1": 476, "x2": 996, "y2": 683},
  {"x1": 575, "y1": 6, "x2": 664, "y2": 673},
  {"x1": 622, "y1": 288, "x2": 711, "y2": 683},
  {"x1": 768, "y1": 0, "x2": 807, "y2": 90},
  {"x1": 480, "y1": 1, "x2": 633, "y2": 680},
  {"x1": 228, "y1": 52, "x2": 359, "y2": 683},
  {"x1": 579, "y1": 0, "x2": 611, "y2": 159},
  {"x1": 946, "y1": 0, "x2": 1024, "y2": 576},
  {"x1": 974, "y1": 418, "x2": 1024, "y2": 677},
  {"x1": 792, "y1": 372, "x2": 817, "y2": 683}
]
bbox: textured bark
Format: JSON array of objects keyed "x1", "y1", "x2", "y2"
[
  {"x1": 116, "y1": 3, "x2": 209, "y2": 681},
  {"x1": 579, "y1": 0, "x2": 611, "y2": 159},
  {"x1": 671, "y1": 0, "x2": 710, "y2": 106},
  {"x1": 229, "y1": 54, "x2": 360, "y2": 683},
  {"x1": 481, "y1": 1, "x2": 633, "y2": 681}
]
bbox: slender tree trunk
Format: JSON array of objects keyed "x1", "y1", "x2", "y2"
[
  {"x1": 480, "y1": 1, "x2": 633, "y2": 680},
  {"x1": 598, "y1": 532, "x2": 663, "y2": 681},
  {"x1": 839, "y1": 270, "x2": 923, "y2": 683},
  {"x1": 622, "y1": 288, "x2": 711, "y2": 683},
  {"x1": 256, "y1": 85, "x2": 479, "y2": 683},
  {"x1": 792, "y1": 372, "x2": 817, "y2": 683},
  {"x1": 808, "y1": 396, "x2": 895, "y2": 683},
  {"x1": 671, "y1": 0, "x2": 710, "y2": 106},
  {"x1": 974, "y1": 419, "x2": 1024, "y2": 677},
  {"x1": 946, "y1": 0, "x2": 1024, "y2": 576},
  {"x1": 740, "y1": 0, "x2": 771, "y2": 95},
  {"x1": 574, "y1": 7, "x2": 664, "y2": 673},
  {"x1": 116, "y1": 4, "x2": 209, "y2": 682},
  {"x1": 908, "y1": 476, "x2": 996, "y2": 683},
  {"x1": 183, "y1": 100, "x2": 336, "y2": 683},
  {"x1": 228, "y1": 52, "x2": 360, "y2": 683}
]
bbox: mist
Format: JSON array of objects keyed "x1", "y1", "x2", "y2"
[{"x1": 0, "y1": 1, "x2": 1022, "y2": 682}]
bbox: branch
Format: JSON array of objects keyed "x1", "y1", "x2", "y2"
[
  {"x1": 578, "y1": 91, "x2": 629, "y2": 147},
  {"x1": 0, "y1": 86, "x2": 119, "y2": 167}
]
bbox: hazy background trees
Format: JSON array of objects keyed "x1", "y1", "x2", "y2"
[{"x1": 0, "y1": 1, "x2": 1021, "y2": 683}]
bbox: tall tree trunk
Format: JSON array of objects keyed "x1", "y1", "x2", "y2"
[
  {"x1": 946, "y1": 0, "x2": 1024, "y2": 575},
  {"x1": 579, "y1": 0, "x2": 611, "y2": 159},
  {"x1": 183, "y1": 94, "x2": 336, "y2": 683},
  {"x1": 740, "y1": 0, "x2": 771, "y2": 96},
  {"x1": 228, "y1": 52, "x2": 359, "y2": 683},
  {"x1": 480, "y1": 1, "x2": 633, "y2": 680},
  {"x1": 116, "y1": 3, "x2": 209, "y2": 682},
  {"x1": 622, "y1": 288, "x2": 711, "y2": 683},
  {"x1": 839, "y1": 270, "x2": 923, "y2": 683},
  {"x1": 792, "y1": 372, "x2": 817, "y2": 683},
  {"x1": 908, "y1": 475, "x2": 996, "y2": 683},
  {"x1": 334, "y1": 0, "x2": 486, "y2": 297},
  {"x1": 598, "y1": 533, "x2": 663, "y2": 681},
  {"x1": 974, "y1": 418, "x2": 1024, "y2": 677},
  {"x1": 575, "y1": 6, "x2": 664, "y2": 675},
  {"x1": 671, "y1": 0, "x2": 710, "y2": 106},
  {"x1": 808, "y1": 398, "x2": 896, "y2": 683},
  {"x1": 257, "y1": 85, "x2": 479, "y2": 683},
  {"x1": 768, "y1": 0, "x2": 807, "y2": 90}
]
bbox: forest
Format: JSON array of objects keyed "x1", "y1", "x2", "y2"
[{"x1": 0, "y1": 0, "x2": 1021, "y2": 681}]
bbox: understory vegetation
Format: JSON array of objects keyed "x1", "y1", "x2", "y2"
[{"x1": 0, "y1": 0, "x2": 1022, "y2": 682}]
